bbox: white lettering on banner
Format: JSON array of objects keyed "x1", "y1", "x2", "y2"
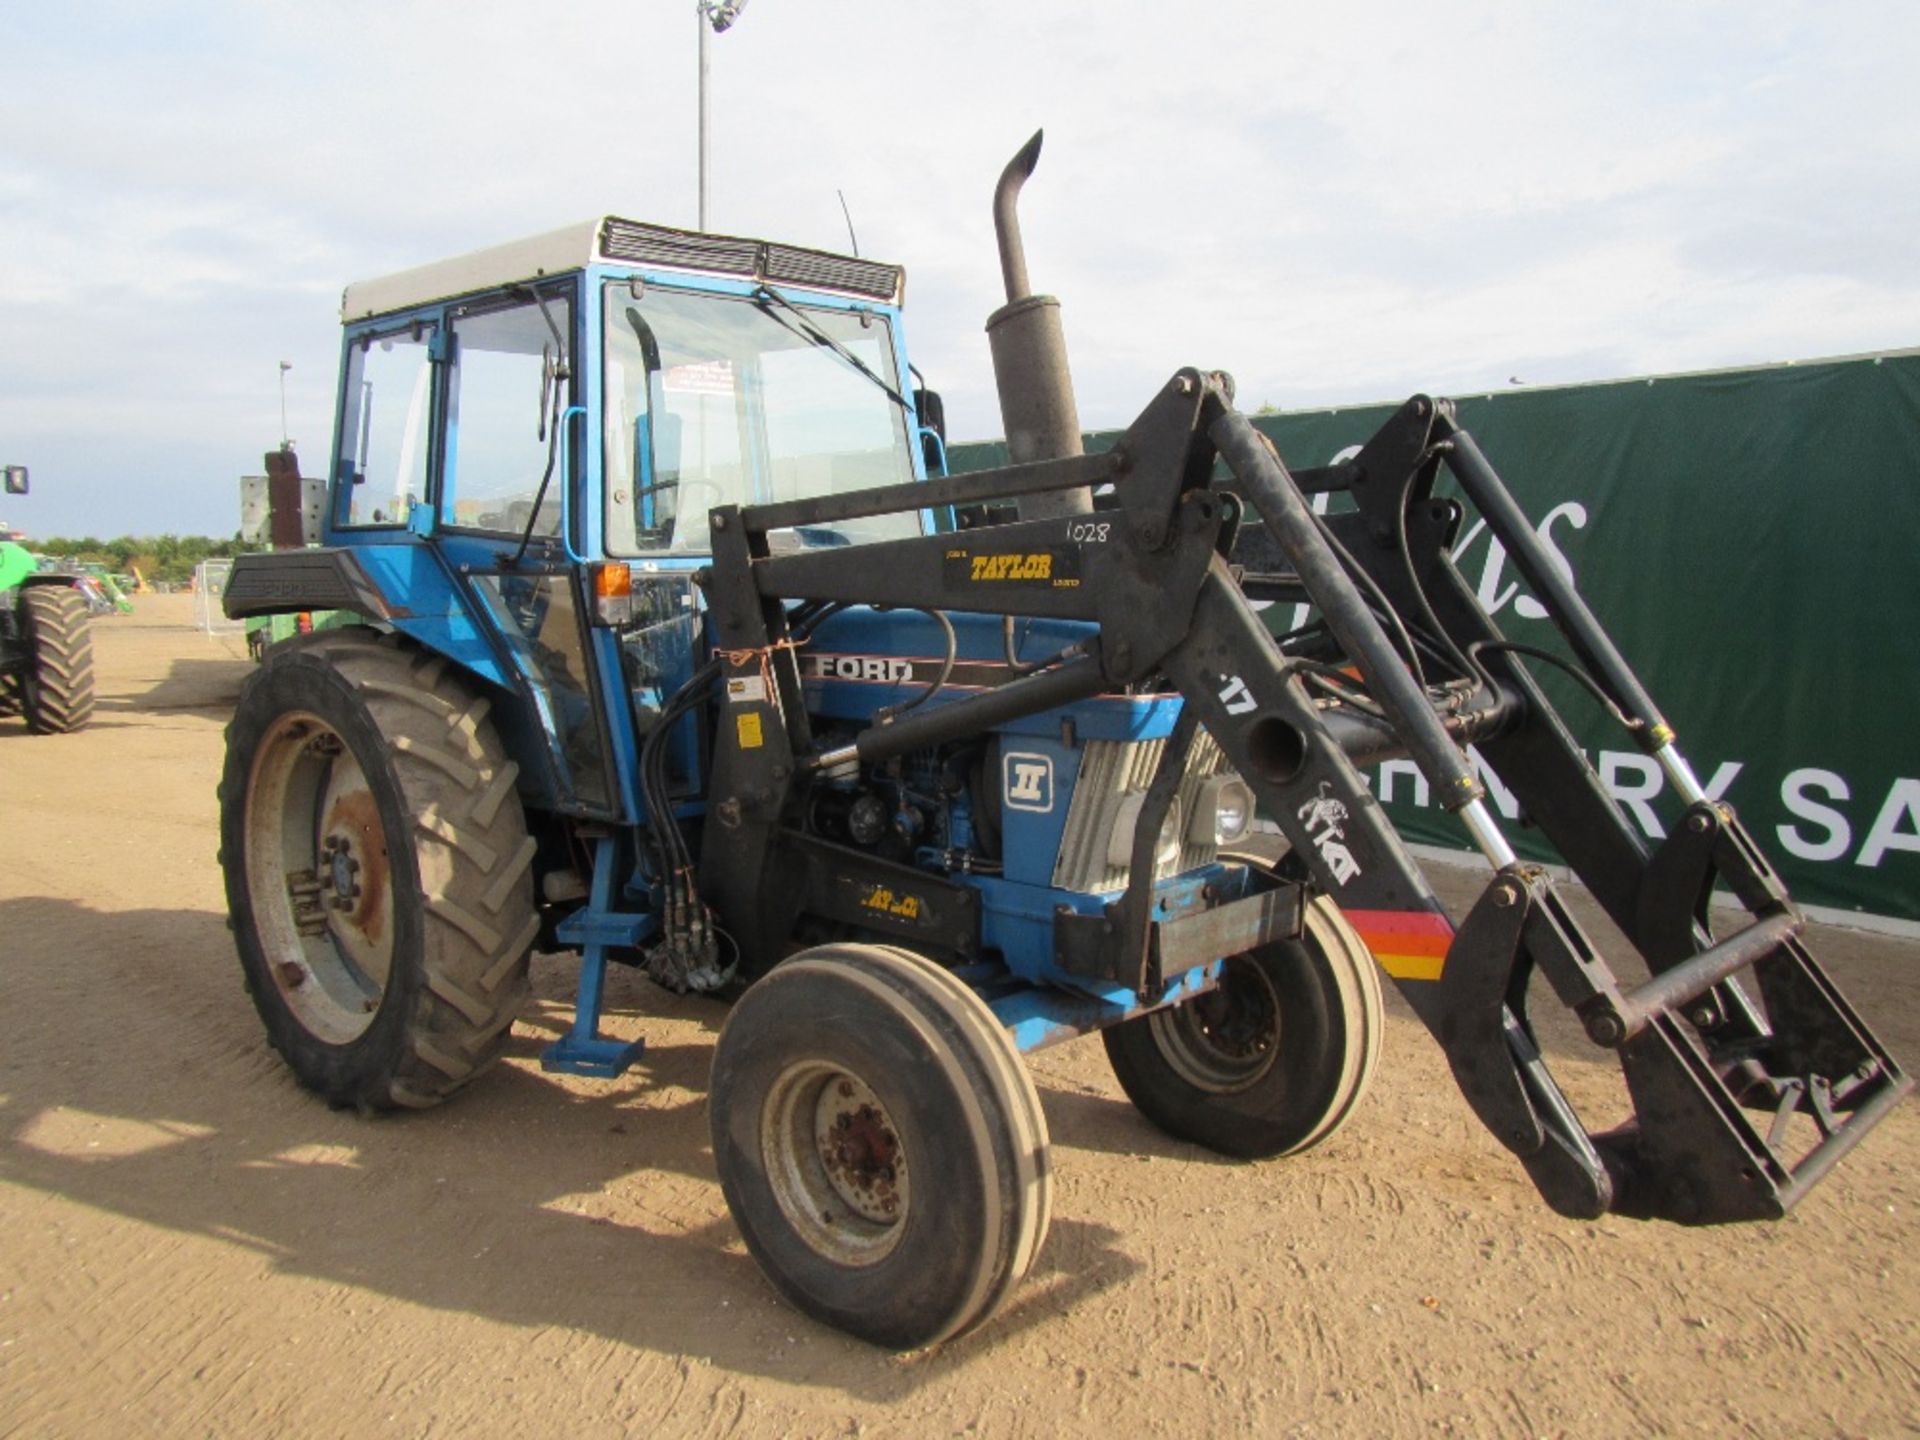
[
  {"x1": 1760, "y1": 765, "x2": 1920, "y2": 869},
  {"x1": 1378, "y1": 758, "x2": 1429, "y2": 807},
  {"x1": 1703, "y1": 762, "x2": 1746, "y2": 801},
  {"x1": 1279, "y1": 435, "x2": 1594, "y2": 625},
  {"x1": 1466, "y1": 529, "x2": 1520, "y2": 614},
  {"x1": 1279, "y1": 447, "x2": 1589, "y2": 630},
  {"x1": 1514, "y1": 503, "x2": 1589, "y2": 620},
  {"x1": 1373, "y1": 751, "x2": 1914, "y2": 874},
  {"x1": 1859, "y1": 778, "x2": 1920, "y2": 868},
  {"x1": 1590, "y1": 753, "x2": 1748, "y2": 840},
  {"x1": 1470, "y1": 747, "x2": 1522, "y2": 820},
  {"x1": 1778, "y1": 768, "x2": 1851, "y2": 862},
  {"x1": 1601, "y1": 752, "x2": 1666, "y2": 838},
  {"x1": 1447, "y1": 502, "x2": 1590, "y2": 620}
]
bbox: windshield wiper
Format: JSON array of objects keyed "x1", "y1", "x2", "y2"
[
  {"x1": 510, "y1": 282, "x2": 573, "y2": 566},
  {"x1": 751, "y1": 285, "x2": 910, "y2": 412}
]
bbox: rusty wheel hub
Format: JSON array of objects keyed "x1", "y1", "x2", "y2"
[
  {"x1": 243, "y1": 712, "x2": 397, "y2": 1045},
  {"x1": 815, "y1": 1077, "x2": 904, "y2": 1224},
  {"x1": 762, "y1": 1063, "x2": 910, "y2": 1265}
]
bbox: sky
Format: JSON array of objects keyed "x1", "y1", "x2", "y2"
[{"x1": 2, "y1": 0, "x2": 1918, "y2": 540}]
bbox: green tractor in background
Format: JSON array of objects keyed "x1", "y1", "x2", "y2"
[{"x1": 1, "y1": 466, "x2": 97, "y2": 733}]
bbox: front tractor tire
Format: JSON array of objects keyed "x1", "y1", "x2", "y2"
[
  {"x1": 20, "y1": 584, "x2": 95, "y2": 733},
  {"x1": 219, "y1": 628, "x2": 538, "y2": 1111},
  {"x1": 709, "y1": 944, "x2": 1053, "y2": 1349},
  {"x1": 1103, "y1": 891, "x2": 1383, "y2": 1159}
]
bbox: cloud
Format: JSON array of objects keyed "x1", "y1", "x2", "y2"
[{"x1": 1, "y1": 0, "x2": 1917, "y2": 536}]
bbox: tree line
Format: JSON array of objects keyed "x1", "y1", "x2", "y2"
[{"x1": 31, "y1": 534, "x2": 261, "y2": 587}]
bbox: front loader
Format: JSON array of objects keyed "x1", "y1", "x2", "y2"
[{"x1": 220, "y1": 134, "x2": 1908, "y2": 1350}]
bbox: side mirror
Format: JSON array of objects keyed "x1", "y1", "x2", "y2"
[
  {"x1": 913, "y1": 388, "x2": 946, "y2": 477},
  {"x1": 3, "y1": 465, "x2": 26, "y2": 495},
  {"x1": 913, "y1": 388, "x2": 946, "y2": 440}
]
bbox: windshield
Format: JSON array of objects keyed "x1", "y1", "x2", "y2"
[{"x1": 602, "y1": 283, "x2": 922, "y2": 555}]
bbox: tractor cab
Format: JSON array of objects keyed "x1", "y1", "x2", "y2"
[
  {"x1": 327, "y1": 219, "x2": 933, "y2": 560},
  {"x1": 265, "y1": 220, "x2": 942, "y2": 825}
]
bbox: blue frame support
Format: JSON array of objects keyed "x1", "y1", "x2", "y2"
[
  {"x1": 988, "y1": 960, "x2": 1224, "y2": 1055},
  {"x1": 541, "y1": 836, "x2": 653, "y2": 1077}
]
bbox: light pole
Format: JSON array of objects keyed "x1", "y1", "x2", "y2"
[
  {"x1": 697, "y1": 0, "x2": 749, "y2": 231},
  {"x1": 278, "y1": 361, "x2": 293, "y2": 451}
]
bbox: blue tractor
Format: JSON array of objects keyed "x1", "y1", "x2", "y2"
[{"x1": 222, "y1": 136, "x2": 1907, "y2": 1349}]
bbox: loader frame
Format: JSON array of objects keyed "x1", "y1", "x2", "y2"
[{"x1": 696, "y1": 366, "x2": 1910, "y2": 1226}]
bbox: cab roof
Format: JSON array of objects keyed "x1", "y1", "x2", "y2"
[{"x1": 340, "y1": 217, "x2": 906, "y2": 322}]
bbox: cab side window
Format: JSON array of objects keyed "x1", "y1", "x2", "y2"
[
  {"x1": 446, "y1": 292, "x2": 573, "y2": 536},
  {"x1": 337, "y1": 325, "x2": 435, "y2": 528}
]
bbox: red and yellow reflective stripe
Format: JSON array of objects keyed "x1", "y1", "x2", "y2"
[{"x1": 1342, "y1": 907, "x2": 1454, "y2": 982}]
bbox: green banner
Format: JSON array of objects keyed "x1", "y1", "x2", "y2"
[{"x1": 950, "y1": 352, "x2": 1920, "y2": 922}]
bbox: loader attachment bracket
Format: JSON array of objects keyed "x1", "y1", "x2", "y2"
[
  {"x1": 1424, "y1": 846, "x2": 1912, "y2": 1224},
  {"x1": 1436, "y1": 866, "x2": 1614, "y2": 1219}
]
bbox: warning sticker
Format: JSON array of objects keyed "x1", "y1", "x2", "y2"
[
  {"x1": 736, "y1": 711, "x2": 764, "y2": 749},
  {"x1": 726, "y1": 674, "x2": 767, "y2": 705}
]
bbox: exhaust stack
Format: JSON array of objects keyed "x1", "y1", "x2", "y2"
[{"x1": 986, "y1": 130, "x2": 1093, "y2": 519}]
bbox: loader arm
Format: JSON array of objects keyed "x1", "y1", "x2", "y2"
[{"x1": 696, "y1": 368, "x2": 1909, "y2": 1226}]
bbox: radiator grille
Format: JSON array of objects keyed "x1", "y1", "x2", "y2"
[{"x1": 1051, "y1": 731, "x2": 1234, "y2": 894}]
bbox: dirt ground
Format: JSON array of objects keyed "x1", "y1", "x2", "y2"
[{"x1": 2, "y1": 594, "x2": 1916, "y2": 1439}]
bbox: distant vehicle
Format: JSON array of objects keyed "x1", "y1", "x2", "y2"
[{"x1": 0, "y1": 538, "x2": 95, "y2": 732}]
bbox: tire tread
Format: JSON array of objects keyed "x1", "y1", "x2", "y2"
[
  {"x1": 710, "y1": 943, "x2": 1054, "y2": 1349},
  {"x1": 1104, "y1": 889, "x2": 1384, "y2": 1159},
  {"x1": 20, "y1": 586, "x2": 95, "y2": 733},
  {"x1": 221, "y1": 626, "x2": 534, "y2": 1110}
]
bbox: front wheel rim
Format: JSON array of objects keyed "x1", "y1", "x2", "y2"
[
  {"x1": 243, "y1": 711, "x2": 397, "y2": 1045},
  {"x1": 761, "y1": 1062, "x2": 910, "y2": 1266},
  {"x1": 1147, "y1": 952, "x2": 1283, "y2": 1094}
]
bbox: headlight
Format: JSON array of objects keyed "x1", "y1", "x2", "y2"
[
  {"x1": 1107, "y1": 793, "x2": 1185, "y2": 870},
  {"x1": 1190, "y1": 774, "x2": 1255, "y2": 846}
]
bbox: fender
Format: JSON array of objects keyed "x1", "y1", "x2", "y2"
[
  {"x1": 224, "y1": 545, "x2": 597, "y2": 815},
  {"x1": 223, "y1": 548, "x2": 393, "y2": 624}
]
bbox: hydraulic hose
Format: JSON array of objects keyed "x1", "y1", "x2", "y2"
[{"x1": 1210, "y1": 409, "x2": 1485, "y2": 814}]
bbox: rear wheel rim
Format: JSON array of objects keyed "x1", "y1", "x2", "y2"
[
  {"x1": 244, "y1": 711, "x2": 397, "y2": 1044},
  {"x1": 1147, "y1": 952, "x2": 1282, "y2": 1094},
  {"x1": 761, "y1": 1061, "x2": 910, "y2": 1266}
]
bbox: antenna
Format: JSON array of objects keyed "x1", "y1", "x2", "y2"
[{"x1": 837, "y1": 189, "x2": 860, "y2": 257}]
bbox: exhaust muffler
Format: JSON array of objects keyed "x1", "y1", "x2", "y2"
[{"x1": 986, "y1": 130, "x2": 1093, "y2": 520}]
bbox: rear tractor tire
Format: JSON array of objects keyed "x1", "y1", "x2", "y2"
[
  {"x1": 1103, "y1": 891, "x2": 1383, "y2": 1159},
  {"x1": 218, "y1": 627, "x2": 538, "y2": 1111},
  {"x1": 20, "y1": 585, "x2": 95, "y2": 733},
  {"x1": 709, "y1": 944, "x2": 1052, "y2": 1349}
]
